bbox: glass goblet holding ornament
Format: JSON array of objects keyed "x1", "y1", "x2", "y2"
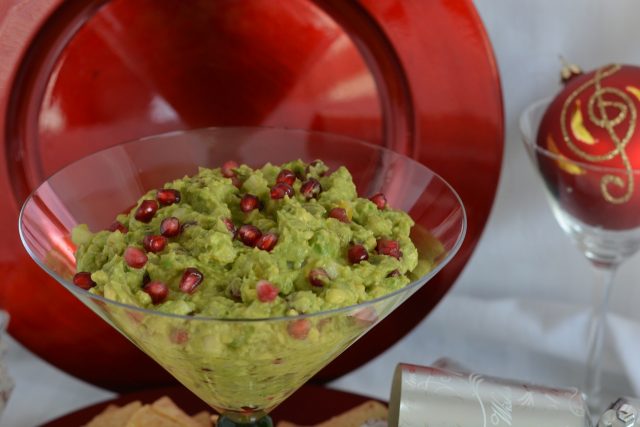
[{"x1": 520, "y1": 63, "x2": 640, "y2": 413}]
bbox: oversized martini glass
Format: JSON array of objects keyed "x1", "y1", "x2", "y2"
[{"x1": 19, "y1": 127, "x2": 466, "y2": 427}]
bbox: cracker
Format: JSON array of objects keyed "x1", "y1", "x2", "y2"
[
  {"x1": 84, "y1": 401, "x2": 142, "y2": 427},
  {"x1": 126, "y1": 404, "x2": 183, "y2": 427},
  {"x1": 149, "y1": 397, "x2": 203, "y2": 427},
  {"x1": 276, "y1": 400, "x2": 388, "y2": 427},
  {"x1": 191, "y1": 410, "x2": 214, "y2": 427}
]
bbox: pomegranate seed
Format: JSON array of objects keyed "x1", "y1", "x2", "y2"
[
  {"x1": 230, "y1": 287, "x2": 242, "y2": 302},
  {"x1": 348, "y1": 244, "x2": 369, "y2": 264},
  {"x1": 108, "y1": 221, "x2": 128, "y2": 233},
  {"x1": 160, "y1": 217, "x2": 181, "y2": 237},
  {"x1": 376, "y1": 239, "x2": 402, "y2": 259},
  {"x1": 240, "y1": 194, "x2": 260, "y2": 213},
  {"x1": 231, "y1": 176, "x2": 242, "y2": 188},
  {"x1": 328, "y1": 207, "x2": 349, "y2": 223},
  {"x1": 276, "y1": 169, "x2": 296, "y2": 186},
  {"x1": 221, "y1": 160, "x2": 239, "y2": 178},
  {"x1": 300, "y1": 178, "x2": 322, "y2": 200},
  {"x1": 237, "y1": 224, "x2": 262, "y2": 247},
  {"x1": 126, "y1": 310, "x2": 145, "y2": 324},
  {"x1": 134, "y1": 200, "x2": 158, "y2": 223},
  {"x1": 170, "y1": 329, "x2": 189, "y2": 344},
  {"x1": 256, "y1": 280, "x2": 279, "y2": 302},
  {"x1": 124, "y1": 247, "x2": 148, "y2": 268},
  {"x1": 308, "y1": 268, "x2": 329, "y2": 287},
  {"x1": 143, "y1": 281, "x2": 169, "y2": 304},
  {"x1": 72, "y1": 272, "x2": 96, "y2": 290},
  {"x1": 270, "y1": 183, "x2": 294, "y2": 199},
  {"x1": 180, "y1": 220, "x2": 197, "y2": 233},
  {"x1": 179, "y1": 267, "x2": 204, "y2": 294},
  {"x1": 387, "y1": 269, "x2": 400, "y2": 278},
  {"x1": 143, "y1": 235, "x2": 167, "y2": 253},
  {"x1": 351, "y1": 306, "x2": 378, "y2": 326},
  {"x1": 156, "y1": 189, "x2": 181, "y2": 206},
  {"x1": 256, "y1": 233, "x2": 278, "y2": 251},
  {"x1": 369, "y1": 193, "x2": 387, "y2": 210},
  {"x1": 222, "y1": 217, "x2": 237, "y2": 235},
  {"x1": 288, "y1": 319, "x2": 311, "y2": 340}
]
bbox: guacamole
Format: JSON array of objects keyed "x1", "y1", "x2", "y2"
[
  {"x1": 71, "y1": 159, "x2": 422, "y2": 418},
  {"x1": 72, "y1": 160, "x2": 418, "y2": 319}
]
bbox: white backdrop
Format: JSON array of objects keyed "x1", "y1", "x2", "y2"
[{"x1": 5, "y1": 1, "x2": 640, "y2": 425}]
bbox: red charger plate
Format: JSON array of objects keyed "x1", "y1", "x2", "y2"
[{"x1": 0, "y1": 0, "x2": 503, "y2": 391}]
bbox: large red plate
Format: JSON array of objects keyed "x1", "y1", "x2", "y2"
[
  {"x1": 42, "y1": 385, "x2": 379, "y2": 427},
  {"x1": 0, "y1": 0, "x2": 503, "y2": 390}
]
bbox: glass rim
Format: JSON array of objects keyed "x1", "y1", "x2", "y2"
[
  {"x1": 18, "y1": 125, "x2": 467, "y2": 324},
  {"x1": 520, "y1": 97, "x2": 640, "y2": 174}
]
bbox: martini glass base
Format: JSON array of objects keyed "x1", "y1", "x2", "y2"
[{"x1": 217, "y1": 415, "x2": 273, "y2": 427}]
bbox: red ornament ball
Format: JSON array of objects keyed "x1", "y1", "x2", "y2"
[{"x1": 536, "y1": 64, "x2": 640, "y2": 230}]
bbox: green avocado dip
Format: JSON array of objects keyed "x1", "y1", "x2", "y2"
[
  {"x1": 70, "y1": 159, "x2": 422, "y2": 418},
  {"x1": 72, "y1": 160, "x2": 418, "y2": 319}
]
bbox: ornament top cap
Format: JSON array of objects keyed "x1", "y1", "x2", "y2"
[{"x1": 560, "y1": 57, "x2": 583, "y2": 84}]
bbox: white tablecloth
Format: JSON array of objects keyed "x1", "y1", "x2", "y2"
[{"x1": 5, "y1": 0, "x2": 640, "y2": 425}]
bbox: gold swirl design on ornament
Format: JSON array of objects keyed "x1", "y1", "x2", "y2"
[{"x1": 560, "y1": 64, "x2": 636, "y2": 204}]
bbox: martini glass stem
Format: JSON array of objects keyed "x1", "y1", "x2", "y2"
[{"x1": 584, "y1": 263, "x2": 617, "y2": 413}]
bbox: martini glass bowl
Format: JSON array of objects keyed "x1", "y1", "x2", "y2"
[
  {"x1": 521, "y1": 99, "x2": 640, "y2": 413},
  {"x1": 19, "y1": 127, "x2": 466, "y2": 426}
]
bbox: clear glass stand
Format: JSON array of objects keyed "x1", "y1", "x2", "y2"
[{"x1": 584, "y1": 264, "x2": 617, "y2": 414}]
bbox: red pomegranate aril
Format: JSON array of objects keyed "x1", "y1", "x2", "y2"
[
  {"x1": 276, "y1": 169, "x2": 296, "y2": 186},
  {"x1": 143, "y1": 235, "x2": 167, "y2": 253},
  {"x1": 270, "y1": 183, "x2": 294, "y2": 200},
  {"x1": 369, "y1": 193, "x2": 387, "y2": 210},
  {"x1": 308, "y1": 268, "x2": 329, "y2": 287},
  {"x1": 240, "y1": 194, "x2": 260, "y2": 213},
  {"x1": 72, "y1": 272, "x2": 96, "y2": 290},
  {"x1": 156, "y1": 189, "x2": 181, "y2": 206},
  {"x1": 376, "y1": 238, "x2": 402, "y2": 259},
  {"x1": 328, "y1": 207, "x2": 349, "y2": 223},
  {"x1": 288, "y1": 319, "x2": 311, "y2": 340},
  {"x1": 134, "y1": 200, "x2": 159, "y2": 223},
  {"x1": 348, "y1": 244, "x2": 369, "y2": 264},
  {"x1": 256, "y1": 280, "x2": 279, "y2": 302},
  {"x1": 256, "y1": 233, "x2": 278, "y2": 252},
  {"x1": 143, "y1": 281, "x2": 169, "y2": 304},
  {"x1": 387, "y1": 269, "x2": 400, "y2": 278},
  {"x1": 179, "y1": 267, "x2": 204, "y2": 294},
  {"x1": 237, "y1": 224, "x2": 262, "y2": 247},
  {"x1": 108, "y1": 221, "x2": 128, "y2": 233},
  {"x1": 351, "y1": 306, "x2": 378, "y2": 326},
  {"x1": 126, "y1": 310, "x2": 145, "y2": 324},
  {"x1": 222, "y1": 217, "x2": 237, "y2": 235},
  {"x1": 124, "y1": 247, "x2": 148, "y2": 269},
  {"x1": 180, "y1": 220, "x2": 198, "y2": 234},
  {"x1": 300, "y1": 178, "x2": 322, "y2": 200},
  {"x1": 231, "y1": 176, "x2": 242, "y2": 189},
  {"x1": 160, "y1": 217, "x2": 181, "y2": 237},
  {"x1": 221, "y1": 160, "x2": 239, "y2": 178},
  {"x1": 170, "y1": 329, "x2": 189, "y2": 345}
]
